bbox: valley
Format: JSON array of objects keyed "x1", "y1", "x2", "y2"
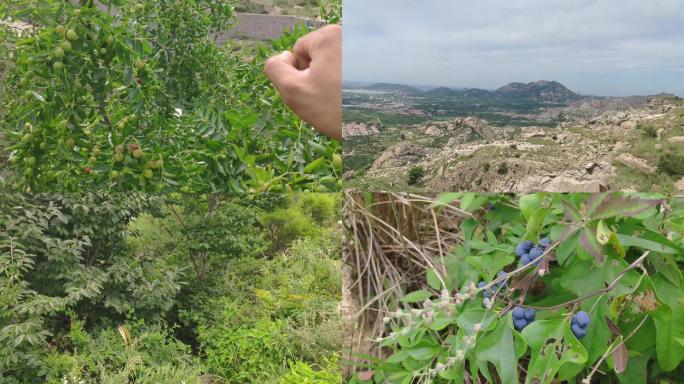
[{"x1": 343, "y1": 81, "x2": 684, "y2": 193}]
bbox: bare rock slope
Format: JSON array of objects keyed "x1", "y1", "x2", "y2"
[{"x1": 363, "y1": 97, "x2": 684, "y2": 192}]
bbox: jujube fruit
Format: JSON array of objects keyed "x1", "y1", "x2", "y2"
[
  {"x1": 65, "y1": 29, "x2": 77, "y2": 41},
  {"x1": 53, "y1": 48, "x2": 65, "y2": 59}
]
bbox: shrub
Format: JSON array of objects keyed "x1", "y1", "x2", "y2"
[
  {"x1": 200, "y1": 319, "x2": 294, "y2": 383},
  {"x1": 497, "y1": 162, "x2": 509, "y2": 175},
  {"x1": 295, "y1": 193, "x2": 339, "y2": 226},
  {"x1": 640, "y1": 124, "x2": 659, "y2": 138},
  {"x1": 261, "y1": 208, "x2": 320, "y2": 251},
  {"x1": 407, "y1": 166, "x2": 424, "y2": 185},
  {"x1": 658, "y1": 152, "x2": 684, "y2": 177},
  {"x1": 41, "y1": 322, "x2": 201, "y2": 384}
]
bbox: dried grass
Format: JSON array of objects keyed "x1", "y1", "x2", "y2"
[{"x1": 342, "y1": 191, "x2": 474, "y2": 373}]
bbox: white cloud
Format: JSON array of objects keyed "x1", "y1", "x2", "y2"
[{"x1": 344, "y1": 0, "x2": 684, "y2": 96}]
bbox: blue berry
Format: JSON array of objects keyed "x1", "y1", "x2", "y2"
[
  {"x1": 521, "y1": 255, "x2": 531, "y2": 265},
  {"x1": 512, "y1": 306, "x2": 525, "y2": 319},
  {"x1": 514, "y1": 318, "x2": 527, "y2": 330},
  {"x1": 515, "y1": 241, "x2": 534, "y2": 257},
  {"x1": 524, "y1": 308, "x2": 536, "y2": 321},
  {"x1": 571, "y1": 323, "x2": 586, "y2": 339},
  {"x1": 529, "y1": 247, "x2": 544, "y2": 260},
  {"x1": 477, "y1": 281, "x2": 486, "y2": 289},
  {"x1": 572, "y1": 311, "x2": 590, "y2": 328},
  {"x1": 540, "y1": 237, "x2": 551, "y2": 248}
]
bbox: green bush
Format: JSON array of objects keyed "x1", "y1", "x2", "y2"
[
  {"x1": 42, "y1": 322, "x2": 201, "y2": 384},
  {"x1": 640, "y1": 124, "x2": 659, "y2": 138},
  {"x1": 201, "y1": 319, "x2": 294, "y2": 383},
  {"x1": 295, "y1": 193, "x2": 339, "y2": 226},
  {"x1": 658, "y1": 151, "x2": 684, "y2": 177},
  {"x1": 261, "y1": 208, "x2": 320, "y2": 251},
  {"x1": 407, "y1": 166, "x2": 424, "y2": 186}
]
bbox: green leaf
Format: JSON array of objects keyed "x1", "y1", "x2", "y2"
[
  {"x1": 578, "y1": 227, "x2": 605, "y2": 265},
  {"x1": 430, "y1": 192, "x2": 461, "y2": 208},
  {"x1": 615, "y1": 224, "x2": 684, "y2": 255},
  {"x1": 519, "y1": 194, "x2": 543, "y2": 221},
  {"x1": 465, "y1": 253, "x2": 515, "y2": 281},
  {"x1": 475, "y1": 318, "x2": 519, "y2": 384},
  {"x1": 400, "y1": 289, "x2": 432, "y2": 304},
  {"x1": 426, "y1": 269, "x2": 442, "y2": 290},
  {"x1": 526, "y1": 207, "x2": 550, "y2": 239},
  {"x1": 649, "y1": 253, "x2": 682, "y2": 287},
  {"x1": 651, "y1": 275, "x2": 684, "y2": 371},
  {"x1": 521, "y1": 319, "x2": 588, "y2": 384},
  {"x1": 596, "y1": 219, "x2": 612, "y2": 245},
  {"x1": 555, "y1": 230, "x2": 579, "y2": 266}
]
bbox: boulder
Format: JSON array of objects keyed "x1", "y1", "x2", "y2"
[
  {"x1": 668, "y1": 136, "x2": 684, "y2": 144},
  {"x1": 676, "y1": 178, "x2": 684, "y2": 193},
  {"x1": 620, "y1": 120, "x2": 637, "y2": 130},
  {"x1": 616, "y1": 153, "x2": 656, "y2": 174}
]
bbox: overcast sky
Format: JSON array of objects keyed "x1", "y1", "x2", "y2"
[{"x1": 343, "y1": 0, "x2": 684, "y2": 96}]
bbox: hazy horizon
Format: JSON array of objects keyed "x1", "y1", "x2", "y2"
[{"x1": 344, "y1": 0, "x2": 684, "y2": 97}]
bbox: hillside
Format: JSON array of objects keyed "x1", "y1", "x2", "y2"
[{"x1": 345, "y1": 95, "x2": 684, "y2": 193}]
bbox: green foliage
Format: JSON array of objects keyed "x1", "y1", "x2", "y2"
[
  {"x1": 658, "y1": 151, "x2": 684, "y2": 177},
  {"x1": 354, "y1": 193, "x2": 684, "y2": 383},
  {"x1": 639, "y1": 123, "x2": 658, "y2": 138},
  {"x1": 1, "y1": 0, "x2": 341, "y2": 193},
  {"x1": 201, "y1": 319, "x2": 294, "y2": 382},
  {"x1": 1, "y1": 192, "x2": 341, "y2": 382},
  {"x1": 280, "y1": 355, "x2": 341, "y2": 384},
  {"x1": 199, "y1": 232, "x2": 341, "y2": 383},
  {"x1": 407, "y1": 166, "x2": 424, "y2": 186},
  {"x1": 40, "y1": 322, "x2": 202, "y2": 384},
  {"x1": 261, "y1": 207, "x2": 321, "y2": 251},
  {"x1": 294, "y1": 193, "x2": 339, "y2": 225}
]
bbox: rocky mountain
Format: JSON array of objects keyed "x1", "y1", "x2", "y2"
[
  {"x1": 494, "y1": 80, "x2": 580, "y2": 102},
  {"x1": 423, "y1": 80, "x2": 582, "y2": 104},
  {"x1": 354, "y1": 96, "x2": 684, "y2": 193}
]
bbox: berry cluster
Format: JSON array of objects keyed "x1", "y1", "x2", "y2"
[
  {"x1": 515, "y1": 237, "x2": 551, "y2": 265},
  {"x1": 571, "y1": 311, "x2": 590, "y2": 339},
  {"x1": 512, "y1": 306, "x2": 536, "y2": 331}
]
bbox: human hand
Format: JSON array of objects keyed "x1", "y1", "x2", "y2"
[{"x1": 264, "y1": 24, "x2": 342, "y2": 141}]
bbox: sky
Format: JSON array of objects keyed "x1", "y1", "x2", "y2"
[{"x1": 343, "y1": 0, "x2": 684, "y2": 96}]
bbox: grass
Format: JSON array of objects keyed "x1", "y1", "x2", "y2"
[{"x1": 525, "y1": 137, "x2": 557, "y2": 146}]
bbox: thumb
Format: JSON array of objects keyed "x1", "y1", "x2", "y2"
[{"x1": 264, "y1": 51, "x2": 305, "y2": 90}]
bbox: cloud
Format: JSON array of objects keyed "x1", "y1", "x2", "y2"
[{"x1": 344, "y1": 0, "x2": 684, "y2": 96}]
